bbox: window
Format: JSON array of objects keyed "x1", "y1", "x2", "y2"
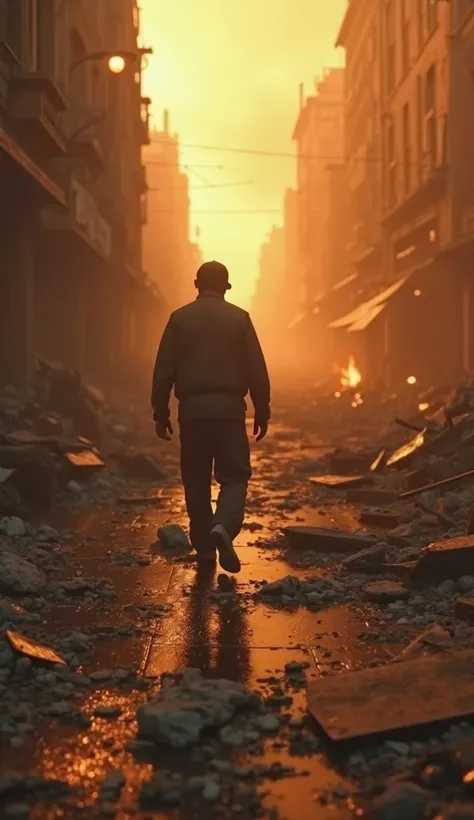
[
  {"x1": 6, "y1": 0, "x2": 21, "y2": 57},
  {"x1": 385, "y1": 0, "x2": 396, "y2": 93},
  {"x1": 25, "y1": 0, "x2": 38, "y2": 72},
  {"x1": 426, "y1": 0, "x2": 437, "y2": 33},
  {"x1": 402, "y1": 103, "x2": 411, "y2": 194},
  {"x1": 417, "y1": 0, "x2": 424, "y2": 49},
  {"x1": 401, "y1": 0, "x2": 409, "y2": 74},
  {"x1": 387, "y1": 120, "x2": 397, "y2": 207},
  {"x1": 424, "y1": 66, "x2": 437, "y2": 170}
]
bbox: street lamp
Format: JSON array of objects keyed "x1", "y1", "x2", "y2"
[{"x1": 69, "y1": 48, "x2": 152, "y2": 76}]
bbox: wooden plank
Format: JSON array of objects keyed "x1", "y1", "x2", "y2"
[
  {"x1": 411, "y1": 535, "x2": 474, "y2": 582},
  {"x1": 282, "y1": 526, "x2": 374, "y2": 553},
  {"x1": 307, "y1": 649, "x2": 474, "y2": 743}
]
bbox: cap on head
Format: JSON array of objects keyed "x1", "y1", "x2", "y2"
[{"x1": 195, "y1": 260, "x2": 231, "y2": 292}]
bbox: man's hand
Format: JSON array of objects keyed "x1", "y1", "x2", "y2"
[
  {"x1": 253, "y1": 418, "x2": 268, "y2": 442},
  {"x1": 155, "y1": 420, "x2": 173, "y2": 440}
]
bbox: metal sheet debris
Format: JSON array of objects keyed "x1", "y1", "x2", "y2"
[
  {"x1": 386, "y1": 430, "x2": 428, "y2": 468},
  {"x1": 370, "y1": 450, "x2": 386, "y2": 472},
  {"x1": 65, "y1": 450, "x2": 104, "y2": 470},
  {"x1": 282, "y1": 526, "x2": 374, "y2": 553},
  {"x1": 307, "y1": 648, "x2": 474, "y2": 743},
  {"x1": 309, "y1": 474, "x2": 372, "y2": 489},
  {"x1": 6, "y1": 630, "x2": 66, "y2": 665}
]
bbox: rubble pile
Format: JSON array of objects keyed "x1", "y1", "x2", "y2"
[{"x1": 0, "y1": 358, "x2": 173, "y2": 514}]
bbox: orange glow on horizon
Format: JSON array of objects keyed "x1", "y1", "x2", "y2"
[{"x1": 140, "y1": 0, "x2": 346, "y2": 308}]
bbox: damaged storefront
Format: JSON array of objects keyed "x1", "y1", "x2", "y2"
[{"x1": 329, "y1": 215, "x2": 463, "y2": 390}]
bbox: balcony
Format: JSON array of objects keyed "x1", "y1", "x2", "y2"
[
  {"x1": 133, "y1": 164, "x2": 148, "y2": 193},
  {"x1": 139, "y1": 96, "x2": 151, "y2": 145},
  {"x1": 0, "y1": 43, "x2": 19, "y2": 110},
  {"x1": 62, "y1": 108, "x2": 106, "y2": 178},
  {"x1": 8, "y1": 74, "x2": 67, "y2": 156}
]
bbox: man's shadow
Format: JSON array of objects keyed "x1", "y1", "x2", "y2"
[{"x1": 180, "y1": 565, "x2": 251, "y2": 684}]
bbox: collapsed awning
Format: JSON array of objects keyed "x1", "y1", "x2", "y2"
[{"x1": 328, "y1": 276, "x2": 409, "y2": 330}]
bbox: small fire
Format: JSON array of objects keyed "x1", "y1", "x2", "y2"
[
  {"x1": 340, "y1": 355, "x2": 362, "y2": 389},
  {"x1": 418, "y1": 402, "x2": 429, "y2": 413}
]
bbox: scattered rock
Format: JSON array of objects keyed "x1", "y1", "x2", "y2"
[
  {"x1": 371, "y1": 782, "x2": 431, "y2": 819},
  {"x1": 364, "y1": 581, "x2": 410, "y2": 603},
  {"x1": 156, "y1": 524, "x2": 190, "y2": 552},
  {"x1": 0, "y1": 517, "x2": 26, "y2": 537},
  {"x1": 0, "y1": 552, "x2": 46, "y2": 594}
]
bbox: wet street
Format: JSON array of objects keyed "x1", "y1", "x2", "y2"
[{"x1": 0, "y1": 411, "x2": 409, "y2": 819}]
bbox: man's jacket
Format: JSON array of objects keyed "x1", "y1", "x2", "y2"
[{"x1": 151, "y1": 291, "x2": 271, "y2": 424}]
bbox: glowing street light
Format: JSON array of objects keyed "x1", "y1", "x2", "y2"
[
  {"x1": 407, "y1": 376, "x2": 417, "y2": 385},
  {"x1": 107, "y1": 55, "x2": 127, "y2": 74},
  {"x1": 69, "y1": 48, "x2": 152, "y2": 76}
]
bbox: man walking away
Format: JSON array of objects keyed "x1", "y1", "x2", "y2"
[{"x1": 151, "y1": 261, "x2": 271, "y2": 574}]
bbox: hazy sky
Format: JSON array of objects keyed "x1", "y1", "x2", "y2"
[{"x1": 141, "y1": 0, "x2": 345, "y2": 307}]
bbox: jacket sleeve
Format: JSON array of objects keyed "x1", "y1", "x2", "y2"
[
  {"x1": 151, "y1": 315, "x2": 177, "y2": 424},
  {"x1": 244, "y1": 314, "x2": 271, "y2": 420}
]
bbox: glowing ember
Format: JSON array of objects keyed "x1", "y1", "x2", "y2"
[
  {"x1": 418, "y1": 402, "x2": 429, "y2": 412},
  {"x1": 407, "y1": 376, "x2": 417, "y2": 385},
  {"x1": 340, "y1": 356, "x2": 361, "y2": 388}
]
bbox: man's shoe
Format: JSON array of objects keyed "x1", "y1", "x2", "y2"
[
  {"x1": 196, "y1": 549, "x2": 216, "y2": 567},
  {"x1": 210, "y1": 524, "x2": 241, "y2": 573}
]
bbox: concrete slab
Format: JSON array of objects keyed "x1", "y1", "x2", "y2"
[
  {"x1": 345, "y1": 489, "x2": 397, "y2": 505},
  {"x1": 282, "y1": 526, "x2": 374, "y2": 553},
  {"x1": 455, "y1": 597, "x2": 474, "y2": 623},
  {"x1": 359, "y1": 510, "x2": 399, "y2": 528},
  {"x1": 307, "y1": 649, "x2": 474, "y2": 743},
  {"x1": 411, "y1": 535, "x2": 474, "y2": 583}
]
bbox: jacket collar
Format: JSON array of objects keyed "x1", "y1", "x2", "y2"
[{"x1": 197, "y1": 290, "x2": 224, "y2": 300}]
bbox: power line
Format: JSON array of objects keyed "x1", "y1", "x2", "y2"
[
  {"x1": 155, "y1": 139, "x2": 425, "y2": 166},
  {"x1": 149, "y1": 209, "x2": 280, "y2": 214},
  {"x1": 148, "y1": 180, "x2": 253, "y2": 191}
]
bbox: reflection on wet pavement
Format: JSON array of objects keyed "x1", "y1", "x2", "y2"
[{"x1": 0, "y1": 431, "x2": 388, "y2": 819}]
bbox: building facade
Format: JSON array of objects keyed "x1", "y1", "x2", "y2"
[
  {"x1": 331, "y1": 0, "x2": 465, "y2": 388},
  {"x1": 292, "y1": 68, "x2": 345, "y2": 307},
  {"x1": 142, "y1": 119, "x2": 200, "y2": 313},
  {"x1": 0, "y1": 0, "x2": 160, "y2": 389},
  {"x1": 336, "y1": 0, "x2": 383, "y2": 283}
]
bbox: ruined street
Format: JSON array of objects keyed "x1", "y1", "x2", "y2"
[{"x1": 3, "y1": 382, "x2": 474, "y2": 819}]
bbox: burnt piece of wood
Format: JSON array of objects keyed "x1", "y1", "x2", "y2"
[{"x1": 307, "y1": 648, "x2": 474, "y2": 743}]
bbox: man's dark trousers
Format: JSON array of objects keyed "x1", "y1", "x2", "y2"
[{"x1": 179, "y1": 418, "x2": 252, "y2": 552}]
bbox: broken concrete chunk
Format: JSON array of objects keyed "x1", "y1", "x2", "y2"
[
  {"x1": 157, "y1": 524, "x2": 190, "y2": 552},
  {"x1": 412, "y1": 535, "x2": 474, "y2": 583},
  {"x1": 341, "y1": 544, "x2": 387, "y2": 572},
  {"x1": 0, "y1": 517, "x2": 26, "y2": 537},
  {"x1": 137, "y1": 698, "x2": 235, "y2": 748},
  {"x1": 137, "y1": 669, "x2": 259, "y2": 749},
  {"x1": 364, "y1": 581, "x2": 410, "y2": 603},
  {"x1": 359, "y1": 509, "x2": 399, "y2": 529},
  {"x1": 371, "y1": 782, "x2": 431, "y2": 820},
  {"x1": 400, "y1": 626, "x2": 453, "y2": 660},
  {"x1": 0, "y1": 552, "x2": 46, "y2": 594}
]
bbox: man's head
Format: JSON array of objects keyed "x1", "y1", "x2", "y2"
[{"x1": 195, "y1": 260, "x2": 231, "y2": 295}]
